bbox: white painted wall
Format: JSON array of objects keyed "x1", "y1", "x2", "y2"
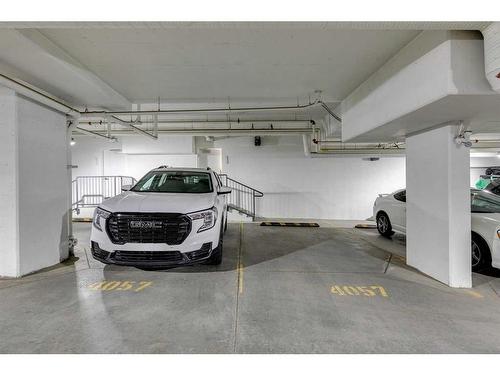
[
  {"x1": 71, "y1": 135, "x2": 197, "y2": 178},
  {"x1": 215, "y1": 136, "x2": 406, "y2": 220},
  {"x1": 0, "y1": 87, "x2": 69, "y2": 277},
  {"x1": 121, "y1": 135, "x2": 194, "y2": 154},
  {"x1": 71, "y1": 134, "x2": 406, "y2": 220},
  {"x1": 71, "y1": 134, "x2": 489, "y2": 222},
  {"x1": 406, "y1": 125, "x2": 471, "y2": 287}
]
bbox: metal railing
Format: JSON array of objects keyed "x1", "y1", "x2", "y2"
[
  {"x1": 72, "y1": 175, "x2": 137, "y2": 214},
  {"x1": 219, "y1": 174, "x2": 264, "y2": 219},
  {"x1": 71, "y1": 174, "x2": 263, "y2": 219}
]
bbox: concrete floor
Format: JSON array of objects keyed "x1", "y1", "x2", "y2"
[{"x1": 1, "y1": 221, "x2": 500, "y2": 353}]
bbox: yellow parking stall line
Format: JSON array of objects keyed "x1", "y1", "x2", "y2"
[
  {"x1": 237, "y1": 222, "x2": 244, "y2": 294},
  {"x1": 238, "y1": 261, "x2": 244, "y2": 294},
  {"x1": 465, "y1": 290, "x2": 484, "y2": 298}
]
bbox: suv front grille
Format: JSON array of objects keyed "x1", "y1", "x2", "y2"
[{"x1": 106, "y1": 213, "x2": 191, "y2": 245}]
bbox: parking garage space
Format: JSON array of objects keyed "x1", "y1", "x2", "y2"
[
  {"x1": 2, "y1": 222, "x2": 500, "y2": 354},
  {"x1": 2, "y1": 20, "x2": 500, "y2": 356}
]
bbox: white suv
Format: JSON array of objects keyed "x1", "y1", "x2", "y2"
[{"x1": 90, "y1": 167, "x2": 231, "y2": 268}]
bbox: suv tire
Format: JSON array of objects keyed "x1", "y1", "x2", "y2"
[
  {"x1": 471, "y1": 232, "x2": 491, "y2": 272},
  {"x1": 376, "y1": 212, "x2": 394, "y2": 238}
]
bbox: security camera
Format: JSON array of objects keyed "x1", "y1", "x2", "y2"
[{"x1": 455, "y1": 130, "x2": 473, "y2": 148}]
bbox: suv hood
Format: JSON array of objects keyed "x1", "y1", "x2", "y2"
[{"x1": 99, "y1": 191, "x2": 215, "y2": 214}]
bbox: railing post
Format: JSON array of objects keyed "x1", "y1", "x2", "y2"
[
  {"x1": 75, "y1": 179, "x2": 78, "y2": 211},
  {"x1": 253, "y1": 193, "x2": 256, "y2": 219}
]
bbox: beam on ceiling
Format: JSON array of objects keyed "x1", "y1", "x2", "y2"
[{"x1": 0, "y1": 29, "x2": 130, "y2": 110}]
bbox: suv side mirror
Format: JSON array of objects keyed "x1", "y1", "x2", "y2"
[
  {"x1": 121, "y1": 184, "x2": 132, "y2": 192},
  {"x1": 218, "y1": 186, "x2": 231, "y2": 195}
]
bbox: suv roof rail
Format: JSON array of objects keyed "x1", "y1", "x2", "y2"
[{"x1": 157, "y1": 165, "x2": 169, "y2": 169}]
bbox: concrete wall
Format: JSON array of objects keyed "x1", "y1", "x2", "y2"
[
  {"x1": 17, "y1": 96, "x2": 69, "y2": 275},
  {"x1": 71, "y1": 135, "x2": 196, "y2": 178},
  {"x1": 214, "y1": 136, "x2": 406, "y2": 220},
  {"x1": 0, "y1": 87, "x2": 69, "y2": 277},
  {"x1": 71, "y1": 135, "x2": 198, "y2": 218}
]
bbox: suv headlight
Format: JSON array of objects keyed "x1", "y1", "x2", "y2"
[
  {"x1": 93, "y1": 207, "x2": 111, "y2": 232},
  {"x1": 188, "y1": 207, "x2": 218, "y2": 233}
]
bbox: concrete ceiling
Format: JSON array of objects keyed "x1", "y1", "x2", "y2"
[
  {"x1": 1, "y1": 22, "x2": 494, "y2": 139},
  {"x1": 36, "y1": 25, "x2": 422, "y2": 103}
]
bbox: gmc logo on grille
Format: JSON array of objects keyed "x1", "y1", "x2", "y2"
[{"x1": 129, "y1": 220, "x2": 163, "y2": 229}]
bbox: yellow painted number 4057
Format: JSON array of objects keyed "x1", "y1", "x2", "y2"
[
  {"x1": 331, "y1": 285, "x2": 388, "y2": 297},
  {"x1": 88, "y1": 280, "x2": 153, "y2": 292}
]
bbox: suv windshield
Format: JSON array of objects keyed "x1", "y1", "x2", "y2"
[
  {"x1": 471, "y1": 190, "x2": 500, "y2": 213},
  {"x1": 131, "y1": 171, "x2": 213, "y2": 193}
]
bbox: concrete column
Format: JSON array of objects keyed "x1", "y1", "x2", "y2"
[
  {"x1": 0, "y1": 86, "x2": 70, "y2": 277},
  {"x1": 406, "y1": 124, "x2": 471, "y2": 287},
  {"x1": 0, "y1": 87, "x2": 19, "y2": 277}
]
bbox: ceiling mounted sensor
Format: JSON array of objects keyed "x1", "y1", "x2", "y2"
[
  {"x1": 254, "y1": 136, "x2": 262, "y2": 146},
  {"x1": 362, "y1": 157, "x2": 380, "y2": 161}
]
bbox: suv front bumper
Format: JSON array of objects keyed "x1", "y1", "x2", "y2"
[{"x1": 91, "y1": 241, "x2": 214, "y2": 266}]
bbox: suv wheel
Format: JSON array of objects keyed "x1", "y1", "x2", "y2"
[
  {"x1": 471, "y1": 233, "x2": 491, "y2": 272},
  {"x1": 376, "y1": 212, "x2": 394, "y2": 238}
]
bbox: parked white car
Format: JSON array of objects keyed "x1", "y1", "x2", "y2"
[
  {"x1": 90, "y1": 167, "x2": 230, "y2": 268},
  {"x1": 373, "y1": 189, "x2": 500, "y2": 271}
]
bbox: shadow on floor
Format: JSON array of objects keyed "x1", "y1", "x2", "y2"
[{"x1": 108, "y1": 223, "x2": 392, "y2": 275}]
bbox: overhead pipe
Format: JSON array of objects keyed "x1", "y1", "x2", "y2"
[
  {"x1": 72, "y1": 127, "x2": 315, "y2": 137},
  {"x1": 1, "y1": 72, "x2": 336, "y2": 139},
  {"x1": 79, "y1": 100, "x2": 329, "y2": 117},
  {"x1": 310, "y1": 149, "x2": 405, "y2": 155},
  {"x1": 302, "y1": 134, "x2": 311, "y2": 157},
  {"x1": 307, "y1": 119, "x2": 405, "y2": 155},
  {"x1": 79, "y1": 119, "x2": 313, "y2": 126},
  {"x1": 0, "y1": 73, "x2": 157, "y2": 138},
  {"x1": 105, "y1": 115, "x2": 157, "y2": 139},
  {"x1": 319, "y1": 102, "x2": 342, "y2": 122},
  {"x1": 0, "y1": 73, "x2": 80, "y2": 117},
  {"x1": 75, "y1": 127, "x2": 117, "y2": 141}
]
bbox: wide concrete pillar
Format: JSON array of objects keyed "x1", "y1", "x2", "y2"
[
  {"x1": 0, "y1": 87, "x2": 19, "y2": 277},
  {"x1": 0, "y1": 86, "x2": 70, "y2": 277},
  {"x1": 406, "y1": 124, "x2": 471, "y2": 287}
]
